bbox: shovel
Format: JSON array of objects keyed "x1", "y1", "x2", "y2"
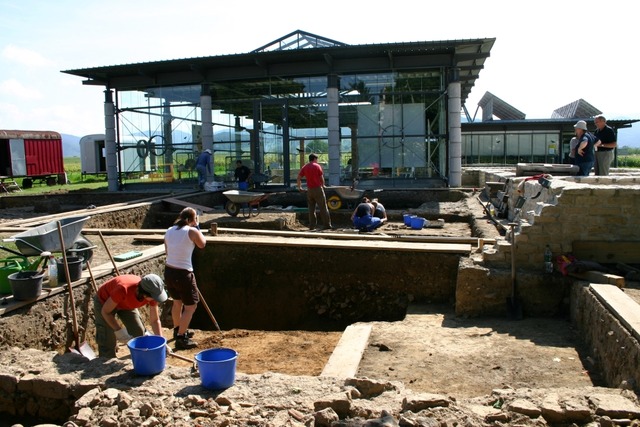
[
  {"x1": 57, "y1": 221, "x2": 97, "y2": 360},
  {"x1": 98, "y1": 230, "x2": 120, "y2": 276},
  {"x1": 166, "y1": 344, "x2": 198, "y2": 372},
  {"x1": 197, "y1": 288, "x2": 221, "y2": 331},
  {"x1": 506, "y1": 223, "x2": 523, "y2": 320}
]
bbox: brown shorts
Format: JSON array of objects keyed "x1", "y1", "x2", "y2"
[{"x1": 164, "y1": 266, "x2": 199, "y2": 306}]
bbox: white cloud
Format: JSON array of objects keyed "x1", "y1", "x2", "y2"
[
  {"x1": 0, "y1": 79, "x2": 42, "y2": 99},
  {"x1": 2, "y1": 45, "x2": 53, "y2": 67}
]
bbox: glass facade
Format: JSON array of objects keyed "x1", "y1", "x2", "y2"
[
  {"x1": 462, "y1": 131, "x2": 573, "y2": 165},
  {"x1": 113, "y1": 68, "x2": 449, "y2": 186}
]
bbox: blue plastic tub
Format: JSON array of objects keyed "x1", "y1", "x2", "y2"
[
  {"x1": 410, "y1": 216, "x2": 426, "y2": 230},
  {"x1": 195, "y1": 348, "x2": 238, "y2": 390},
  {"x1": 403, "y1": 214, "x2": 416, "y2": 226},
  {"x1": 127, "y1": 335, "x2": 167, "y2": 375}
]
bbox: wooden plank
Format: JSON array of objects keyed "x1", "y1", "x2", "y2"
[
  {"x1": 132, "y1": 234, "x2": 472, "y2": 254},
  {"x1": 162, "y1": 198, "x2": 215, "y2": 213},
  {"x1": 321, "y1": 324, "x2": 372, "y2": 378},
  {"x1": 572, "y1": 240, "x2": 640, "y2": 264},
  {"x1": 590, "y1": 284, "x2": 640, "y2": 343},
  {"x1": 569, "y1": 271, "x2": 625, "y2": 288},
  {"x1": 0, "y1": 192, "x2": 194, "y2": 229},
  {"x1": 71, "y1": 228, "x2": 494, "y2": 247},
  {"x1": 217, "y1": 227, "x2": 495, "y2": 246}
]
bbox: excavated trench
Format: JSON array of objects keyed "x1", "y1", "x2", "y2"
[{"x1": 1, "y1": 188, "x2": 638, "y2": 425}]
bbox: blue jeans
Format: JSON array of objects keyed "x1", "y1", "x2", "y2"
[
  {"x1": 353, "y1": 214, "x2": 382, "y2": 232},
  {"x1": 576, "y1": 161, "x2": 594, "y2": 176},
  {"x1": 196, "y1": 165, "x2": 207, "y2": 188}
]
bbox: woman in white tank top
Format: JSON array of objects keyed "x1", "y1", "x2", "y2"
[{"x1": 164, "y1": 207, "x2": 206, "y2": 349}]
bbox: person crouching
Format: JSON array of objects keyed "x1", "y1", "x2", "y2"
[
  {"x1": 351, "y1": 197, "x2": 383, "y2": 232},
  {"x1": 93, "y1": 273, "x2": 167, "y2": 358}
]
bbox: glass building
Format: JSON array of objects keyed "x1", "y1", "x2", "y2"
[{"x1": 63, "y1": 31, "x2": 494, "y2": 191}]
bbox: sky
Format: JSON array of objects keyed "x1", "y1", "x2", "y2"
[{"x1": 1, "y1": 0, "x2": 639, "y2": 145}]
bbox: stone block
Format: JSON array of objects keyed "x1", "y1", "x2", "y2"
[
  {"x1": 508, "y1": 398, "x2": 541, "y2": 417},
  {"x1": 402, "y1": 393, "x2": 450, "y2": 412},
  {"x1": 590, "y1": 393, "x2": 640, "y2": 419},
  {"x1": 16, "y1": 373, "x2": 35, "y2": 393},
  {"x1": 31, "y1": 376, "x2": 70, "y2": 399},
  {"x1": 0, "y1": 373, "x2": 18, "y2": 394}
]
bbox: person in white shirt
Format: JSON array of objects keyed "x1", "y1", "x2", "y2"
[{"x1": 164, "y1": 207, "x2": 206, "y2": 349}]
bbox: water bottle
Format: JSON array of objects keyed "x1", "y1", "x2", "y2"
[
  {"x1": 544, "y1": 245, "x2": 553, "y2": 273},
  {"x1": 48, "y1": 255, "x2": 58, "y2": 287}
]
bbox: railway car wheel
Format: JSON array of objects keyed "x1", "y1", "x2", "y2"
[
  {"x1": 22, "y1": 178, "x2": 33, "y2": 189},
  {"x1": 225, "y1": 201, "x2": 239, "y2": 217}
]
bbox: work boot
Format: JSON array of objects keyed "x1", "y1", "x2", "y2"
[
  {"x1": 175, "y1": 334, "x2": 197, "y2": 350},
  {"x1": 173, "y1": 327, "x2": 194, "y2": 340}
]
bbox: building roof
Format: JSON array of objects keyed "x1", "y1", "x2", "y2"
[
  {"x1": 462, "y1": 117, "x2": 639, "y2": 133},
  {"x1": 478, "y1": 91, "x2": 526, "y2": 120},
  {"x1": 551, "y1": 98, "x2": 602, "y2": 119},
  {"x1": 62, "y1": 31, "x2": 496, "y2": 105}
]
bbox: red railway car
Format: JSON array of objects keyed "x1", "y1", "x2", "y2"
[{"x1": 0, "y1": 130, "x2": 66, "y2": 188}]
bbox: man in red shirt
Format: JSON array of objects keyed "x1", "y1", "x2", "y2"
[
  {"x1": 94, "y1": 273, "x2": 167, "y2": 358},
  {"x1": 297, "y1": 153, "x2": 332, "y2": 230}
]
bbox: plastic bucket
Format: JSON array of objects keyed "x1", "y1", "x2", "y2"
[
  {"x1": 127, "y1": 335, "x2": 167, "y2": 375},
  {"x1": 0, "y1": 256, "x2": 27, "y2": 294},
  {"x1": 56, "y1": 256, "x2": 84, "y2": 283},
  {"x1": 195, "y1": 348, "x2": 238, "y2": 390},
  {"x1": 8, "y1": 271, "x2": 44, "y2": 301},
  {"x1": 410, "y1": 216, "x2": 426, "y2": 230},
  {"x1": 403, "y1": 214, "x2": 416, "y2": 226}
]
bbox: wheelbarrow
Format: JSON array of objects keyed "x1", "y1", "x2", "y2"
[
  {"x1": 3, "y1": 216, "x2": 94, "y2": 267},
  {"x1": 326, "y1": 186, "x2": 365, "y2": 210},
  {"x1": 223, "y1": 190, "x2": 276, "y2": 217}
]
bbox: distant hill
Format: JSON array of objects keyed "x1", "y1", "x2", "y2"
[{"x1": 61, "y1": 134, "x2": 81, "y2": 157}]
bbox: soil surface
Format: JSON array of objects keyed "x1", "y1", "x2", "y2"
[{"x1": 1, "y1": 197, "x2": 639, "y2": 397}]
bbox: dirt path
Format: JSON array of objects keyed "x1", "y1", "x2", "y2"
[{"x1": 357, "y1": 304, "x2": 597, "y2": 397}]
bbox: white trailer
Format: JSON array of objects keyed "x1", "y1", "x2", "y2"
[{"x1": 80, "y1": 134, "x2": 149, "y2": 176}]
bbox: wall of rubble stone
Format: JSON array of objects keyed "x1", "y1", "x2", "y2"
[
  {"x1": 571, "y1": 282, "x2": 640, "y2": 393},
  {"x1": 474, "y1": 172, "x2": 640, "y2": 271},
  {"x1": 1, "y1": 347, "x2": 639, "y2": 426},
  {"x1": 455, "y1": 257, "x2": 570, "y2": 317}
]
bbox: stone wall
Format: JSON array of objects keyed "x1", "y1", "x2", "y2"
[
  {"x1": 571, "y1": 282, "x2": 640, "y2": 392},
  {"x1": 477, "y1": 173, "x2": 640, "y2": 270},
  {"x1": 455, "y1": 257, "x2": 570, "y2": 317}
]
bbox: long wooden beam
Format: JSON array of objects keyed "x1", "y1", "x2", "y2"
[{"x1": 132, "y1": 234, "x2": 472, "y2": 254}]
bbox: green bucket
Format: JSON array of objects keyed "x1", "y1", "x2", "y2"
[{"x1": 0, "y1": 256, "x2": 28, "y2": 294}]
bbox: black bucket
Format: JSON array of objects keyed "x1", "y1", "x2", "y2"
[
  {"x1": 56, "y1": 256, "x2": 84, "y2": 283},
  {"x1": 8, "y1": 271, "x2": 44, "y2": 301}
]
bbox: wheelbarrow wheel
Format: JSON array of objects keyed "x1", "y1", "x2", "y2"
[
  {"x1": 327, "y1": 195, "x2": 342, "y2": 210},
  {"x1": 66, "y1": 237, "x2": 94, "y2": 270},
  {"x1": 225, "y1": 201, "x2": 240, "y2": 217}
]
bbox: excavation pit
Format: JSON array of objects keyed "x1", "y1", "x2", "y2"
[{"x1": 1, "y1": 185, "x2": 639, "y2": 425}]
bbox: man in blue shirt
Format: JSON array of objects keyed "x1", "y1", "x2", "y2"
[{"x1": 195, "y1": 149, "x2": 212, "y2": 190}]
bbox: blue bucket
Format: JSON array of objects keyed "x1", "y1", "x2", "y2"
[
  {"x1": 410, "y1": 216, "x2": 426, "y2": 230},
  {"x1": 127, "y1": 335, "x2": 167, "y2": 375},
  {"x1": 195, "y1": 348, "x2": 238, "y2": 390},
  {"x1": 403, "y1": 214, "x2": 416, "y2": 226}
]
